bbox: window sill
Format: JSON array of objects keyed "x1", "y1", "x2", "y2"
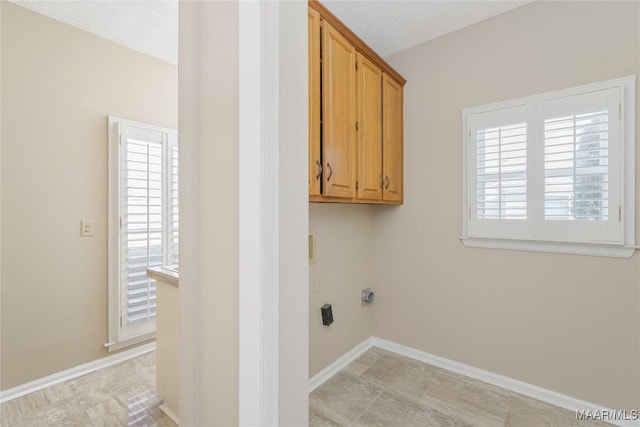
[
  {"x1": 461, "y1": 236, "x2": 635, "y2": 258},
  {"x1": 104, "y1": 332, "x2": 156, "y2": 352}
]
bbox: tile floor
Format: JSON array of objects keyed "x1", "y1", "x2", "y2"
[
  {"x1": 1, "y1": 347, "x2": 615, "y2": 426},
  {"x1": 310, "y1": 347, "x2": 612, "y2": 427},
  {"x1": 0, "y1": 351, "x2": 175, "y2": 427}
]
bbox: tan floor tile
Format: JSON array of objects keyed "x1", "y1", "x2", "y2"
[
  {"x1": 17, "y1": 391, "x2": 49, "y2": 416},
  {"x1": 310, "y1": 372, "x2": 384, "y2": 425},
  {"x1": 8, "y1": 404, "x2": 89, "y2": 427},
  {"x1": 0, "y1": 351, "x2": 169, "y2": 427},
  {"x1": 85, "y1": 397, "x2": 128, "y2": 427},
  {"x1": 311, "y1": 348, "x2": 615, "y2": 427},
  {"x1": 356, "y1": 391, "x2": 465, "y2": 427},
  {"x1": 42, "y1": 382, "x2": 75, "y2": 406},
  {"x1": 505, "y1": 394, "x2": 611, "y2": 427},
  {"x1": 343, "y1": 349, "x2": 384, "y2": 377},
  {"x1": 0, "y1": 399, "x2": 22, "y2": 426},
  {"x1": 420, "y1": 371, "x2": 511, "y2": 427},
  {"x1": 58, "y1": 410, "x2": 95, "y2": 427},
  {"x1": 309, "y1": 407, "x2": 344, "y2": 427},
  {"x1": 361, "y1": 353, "x2": 439, "y2": 400}
]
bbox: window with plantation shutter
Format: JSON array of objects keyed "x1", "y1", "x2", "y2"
[
  {"x1": 462, "y1": 76, "x2": 635, "y2": 257},
  {"x1": 108, "y1": 117, "x2": 178, "y2": 347}
]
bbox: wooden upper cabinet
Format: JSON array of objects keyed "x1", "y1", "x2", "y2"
[
  {"x1": 308, "y1": 7, "x2": 321, "y2": 196},
  {"x1": 307, "y1": 1, "x2": 405, "y2": 205},
  {"x1": 382, "y1": 73, "x2": 403, "y2": 202},
  {"x1": 356, "y1": 53, "x2": 382, "y2": 201},
  {"x1": 322, "y1": 21, "x2": 357, "y2": 199}
]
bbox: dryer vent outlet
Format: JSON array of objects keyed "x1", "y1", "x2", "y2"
[{"x1": 362, "y1": 288, "x2": 374, "y2": 305}]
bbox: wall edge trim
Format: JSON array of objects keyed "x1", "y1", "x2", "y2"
[
  {"x1": 159, "y1": 403, "x2": 179, "y2": 424},
  {"x1": 0, "y1": 342, "x2": 156, "y2": 404},
  {"x1": 308, "y1": 337, "x2": 374, "y2": 393}
]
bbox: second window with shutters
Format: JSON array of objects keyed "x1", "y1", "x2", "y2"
[
  {"x1": 108, "y1": 117, "x2": 178, "y2": 347},
  {"x1": 462, "y1": 76, "x2": 635, "y2": 257}
]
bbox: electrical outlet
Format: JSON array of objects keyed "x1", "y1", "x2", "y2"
[{"x1": 81, "y1": 220, "x2": 95, "y2": 237}]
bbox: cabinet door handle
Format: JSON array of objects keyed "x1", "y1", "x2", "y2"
[
  {"x1": 380, "y1": 175, "x2": 384, "y2": 189},
  {"x1": 316, "y1": 160, "x2": 323, "y2": 180},
  {"x1": 326, "y1": 163, "x2": 333, "y2": 181},
  {"x1": 385, "y1": 176, "x2": 390, "y2": 190}
]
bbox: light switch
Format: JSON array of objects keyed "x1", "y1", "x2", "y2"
[{"x1": 81, "y1": 220, "x2": 95, "y2": 237}]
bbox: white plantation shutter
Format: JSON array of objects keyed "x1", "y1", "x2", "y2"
[
  {"x1": 468, "y1": 105, "x2": 532, "y2": 239},
  {"x1": 118, "y1": 122, "x2": 178, "y2": 340},
  {"x1": 544, "y1": 111, "x2": 609, "y2": 220},
  {"x1": 538, "y1": 88, "x2": 621, "y2": 243},
  {"x1": 476, "y1": 123, "x2": 527, "y2": 219},
  {"x1": 169, "y1": 139, "x2": 179, "y2": 265}
]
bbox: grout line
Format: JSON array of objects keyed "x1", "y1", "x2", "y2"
[{"x1": 354, "y1": 390, "x2": 384, "y2": 424}]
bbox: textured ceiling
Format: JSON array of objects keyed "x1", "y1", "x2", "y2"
[
  {"x1": 9, "y1": 0, "x2": 178, "y2": 65},
  {"x1": 10, "y1": 1, "x2": 532, "y2": 65},
  {"x1": 322, "y1": 0, "x2": 533, "y2": 57}
]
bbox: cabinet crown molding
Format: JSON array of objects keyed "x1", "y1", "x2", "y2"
[{"x1": 308, "y1": 0, "x2": 407, "y2": 86}]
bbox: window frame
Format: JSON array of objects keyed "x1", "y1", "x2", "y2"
[
  {"x1": 107, "y1": 116, "x2": 178, "y2": 351},
  {"x1": 462, "y1": 76, "x2": 636, "y2": 258}
]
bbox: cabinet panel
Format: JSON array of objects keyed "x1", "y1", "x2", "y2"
[
  {"x1": 322, "y1": 21, "x2": 357, "y2": 198},
  {"x1": 356, "y1": 53, "x2": 382, "y2": 201},
  {"x1": 308, "y1": 8, "x2": 321, "y2": 196},
  {"x1": 382, "y1": 74, "x2": 403, "y2": 202}
]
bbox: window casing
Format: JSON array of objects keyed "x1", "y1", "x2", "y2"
[
  {"x1": 108, "y1": 117, "x2": 178, "y2": 349},
  {"x1": 462, "y1": 76, "x2": 635, "y2": 257}
]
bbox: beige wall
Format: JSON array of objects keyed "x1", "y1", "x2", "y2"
[
  {"x1": 278, "y1": 1, "x2": 310, "y2": 424},
  {"x1": 374, "y1": 1, "x2": 640, "y2": 409},
  {"x1": 0, "y1": 2, "x2": 177, "y2": 390},
  {"x1": 309, "y1": 204, "x2": 374, "y2": 377},
  {"x1": 187, "y1": 1, "x2": 239, "y2": 424},
  {"x1": 155, "y1": 282, "x2": 179, "y2": 417}
]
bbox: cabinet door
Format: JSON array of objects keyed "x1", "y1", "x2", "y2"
[
  {"x1": 382, "y1": 74, "x2": 403, "y2": 202},
  {"x1": 308, "y1": 7, "x2": 321, "y2": 196},
  {"x1": 322, "y1": 21, "x2": 357, "y2": 198},
  {"x1": 356, "y1": 53, "x2": 382, "y2": 201}
]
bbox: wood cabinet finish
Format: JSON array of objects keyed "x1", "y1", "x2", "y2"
[
  {"x1": 322, "y1": 21, "x2": 357, "y2": 199},
  {"x1": 308, "y1": 7, "x2": 322, "y2": 196},
  {"x1": 382, "y1": 74, "x2": 403, "y2": 203},
  {"x1": 356, "y1": 53, "x2": 383, "y2": 201}
]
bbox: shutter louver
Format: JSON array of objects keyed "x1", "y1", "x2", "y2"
[
  {"x1": 121, "y1": 128, "x2": 163, "y2": 325},
  {"x1": 544, "y1": 111, "x2": 609, "y2": 221},
  {"x1": 169, "y1": 140, "x2": 179, "y2": 266},
  {"x1": 476, "y1": 123, "x2": 527, "y2": 220}
]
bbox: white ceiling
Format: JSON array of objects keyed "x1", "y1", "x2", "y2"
[
  {"x1": 10, "y1": 0, "x2": 532, "y2": 65},
  {"x1": 322, "y1": 0, "x2": 533, "y2": 57}
]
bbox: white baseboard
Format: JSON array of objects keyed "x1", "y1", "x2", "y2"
[
  {"x1": 0, "y1": 342, "x2": 156, "y2": 404},
  {"x1": 159, "y1": 403, "x2": 179, "y2": 425},
  {"x1": 308, "y1": 337, "x2": 374, "y2": 392},
  {"x1": 371, "y1": 337, "x2": 639, "y2": 427}
]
